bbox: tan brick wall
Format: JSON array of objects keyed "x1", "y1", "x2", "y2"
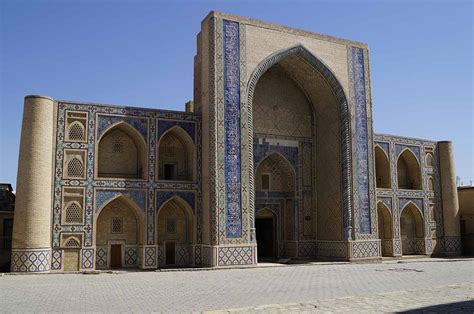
[{"x1": 12, "y1": 96, "x2": 55, "y2": 249}]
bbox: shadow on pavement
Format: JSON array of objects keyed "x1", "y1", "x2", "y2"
[{"x1": 399, "y1": 300, "x2": 474, "y2": 313}]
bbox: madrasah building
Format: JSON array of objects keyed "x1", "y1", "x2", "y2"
[{"x1": 11, "y1": 12, "x2": 462, "y2": 272}]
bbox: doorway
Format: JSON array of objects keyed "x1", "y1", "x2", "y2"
[
  {"x1": 256, "y1": 214, "x2": 275, "y2": 260},
  {"x1": 165, "y1": 242, "x2": 176, "y2": 265},
  {"x1": 110, "y1": 244, "x2": 122, "y2": 268}
]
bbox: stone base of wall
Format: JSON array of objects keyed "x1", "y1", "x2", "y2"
[
  {"x1": 441, "y1": 236, "x2": 462, "y2": 256},
  {"x1": 348, "y1": 240, "x2": 381, "y2": 260},
  {"x1": 11, "y1": 248, "x2": 51, "y2": 272}
]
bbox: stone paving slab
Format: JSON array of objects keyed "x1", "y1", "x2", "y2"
[
  {"x1": 208, "y1": 283, "x2": 474, "y2": 313},
  {"x1": 0, "y1": 259, "x2": 473, "y2": 312}
]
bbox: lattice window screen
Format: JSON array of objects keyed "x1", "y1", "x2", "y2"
[
  {"x1": 64, "y1": 237, "x2": 81, "y2": 248},
  {"x1": 68, "y1": 122, "x2": 85, "y2": 141},
  {"x1": 65, "y1": 202, "x2": 83, "y2": 224},
  {"x1": 111, "y1": 218, "x2": 123, "y2": 234},
  {"x1": 67, "y1": 158, "x2": 84, "y2": 178}
]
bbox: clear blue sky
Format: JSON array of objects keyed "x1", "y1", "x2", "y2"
[{"x1": 1, "y1": 0, "x2": 473, "y2": 189}]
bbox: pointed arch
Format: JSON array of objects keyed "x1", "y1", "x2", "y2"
[
  {"x1": 157, "y1": 125, "x2": 196, "y2": 181},
  {"x1": 94, "y1": 194, "x2": 146, "y2": 247},
  {"x1": 64, "y1": 236, "x2": 81, "y2": 248},
  {"x1": 247, "y1": 44, "x2": 353, "y2": 239},
  {"x1": 255, "y1": 152, "x2": 296, "y2": 193},
  {"x1": 68, "y1": 121, "x2": 85, "y2": 141},
  {"x1": 156, "y1": 195, "x2": 194, "y2": 243},
  {"x1": 397, "y1": 149, "x2": 422, "y2": 190},
  {"x1": 67, "y1": 157, "x2": 84, "y2": 178},
  {"x1": 64, "y1": 201, "x2": 83, "y2": 224},
  {"x1": 375, "y1": 145, "x2": 391, "y2": 188},
  {"x1": 400, "y1": 202, "x2": 425, "y2": 255},
  {"x1": 97, "y1": 121, "x2": 147, "y2": 179},
  {"x1": 425, "y1": 153, "x2": 434, "y2": 167}
]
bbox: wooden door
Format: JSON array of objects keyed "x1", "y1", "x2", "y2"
[{"x1": 110, "y1": 244, "x2": 122, "y2": 268}]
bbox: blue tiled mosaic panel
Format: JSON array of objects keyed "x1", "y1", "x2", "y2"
[
  {"x1": 253, "y1": 138, "x2": 298, "y2": 171},
  {"x1": 95, "y1": 189, "x2": 147, "y2": 213},
  {"x1": 155, "y1": 191, "x2": 196, "y2": 214},
  {"x1": 157, "y1": 120, "x2": 196, "y2": 143},
  {"x1": 352, "y1": 47, "x2": 371, "y2": 234},
  {"x1": 97, "y1": 115, "x2": 148, "y2": 140},
  {"x1": 223, "y1": 20, "x2": 242, "y2": 238}
]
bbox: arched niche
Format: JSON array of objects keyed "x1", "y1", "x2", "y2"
[
  {"x1": 375, "y1": 146, "x2": 391, "y2": 188},
  {"x1": 156, "y1": 196, "x2": 194, "y2": 266},
  {"x1": 97, "y1": 122, "x2": 147, "y2": 179},
  {"x1": 425, "y1": 153, "x2": 434, "y2": 167},
  {"x1": 95, "y1": 195, "x2": 146, "y2": 269},
  {"x1": 157, "y1": 126, "x2": 195, "y2": 182},
  {"x1": 377, "y1": 202, "x2": 393, "y2": 256},
  {"x1": 250, "y1": 45, "x2": 350, "y2": 241},
  {"x1": 397, "y1": 150, "x2": 422, "y2": 190},
  {"x1": 255, "y1": 152, "x2": 295, "y2": 193},
  {"x1": 400, "y1": 202, "x2": 425, "y2": 255},
  {"x1": 95, "y1": 195, "x2": 145, "y2": 246}
]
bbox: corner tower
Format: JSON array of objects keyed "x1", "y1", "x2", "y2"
[{"x1": 11, "y1": 95, "x2": 56, "y2": 272}]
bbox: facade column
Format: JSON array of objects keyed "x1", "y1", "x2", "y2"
[
  {"x1": 438, "y1": 141, "x2": 462, "y2": 255},
  {"x1": 11, "y1": 95, "x2": 55, "y2": 272}
]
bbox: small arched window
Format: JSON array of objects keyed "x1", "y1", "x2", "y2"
[
  {"x1": 68, "y1": 122, "x2": 85, "y2": 141},
  {"x1": 65, "y1": 202, "x2": 83, "y2": 224},
  {"x1": 64, "y1": 237, "x2": 81, "y2": 248},
  {"x1": 428, "y1": 176, "x2": 435, "y2": 191},
  {"x1": 425, "y1": 153, "x2": 434, "y2": 167},
  {"x1": 67, "y1": 158, "x2": 84, "y2": 178}
]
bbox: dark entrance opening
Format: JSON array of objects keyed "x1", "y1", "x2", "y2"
[
  {"x1": 164, "y1": 164, "x2": 176, "y2": 180},
  {"x1": 256, "y1": 217, "x2": 275, "y2": 260},
  {"x1": 165, "y1": 242, "x2": 176, "y2": 265},
  {"x1": 110, "y1": 244, "x2": 122, "y2": 268}
]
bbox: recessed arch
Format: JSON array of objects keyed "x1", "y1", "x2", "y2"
[
  {"x1": 156, "y1": 195, "x2": 194, "y2": 266},
  {"x1": 377, "y1": 201, "x2": 393, "y2": 256},
  {"x1": 397, "y1": 149, "x2": 422, "y2": 190},
  {"x1": 248, "y1": 44, "x2": 352, "y2": 240},
  {"x1": 255, "y1": 152, "x2": 296, "y2": 192},
  {"x1": 94, "y1": 194, "x2": 146, "y2": 246},
  {"x1": 375, "y1": 146, "x2": 391, "y2": 188},
  {"x1": 425, "y1": 153, "x2": 434, "y2": 167},
  {"x1": 400, "y1": 202, "x2": 425, "y2": 255},
  {"x1": 157, "y1": 125, "x2": 196, "y2": 181},
  {"x1": 97, "y1": 121, "x2": 147, "y2": 179}
]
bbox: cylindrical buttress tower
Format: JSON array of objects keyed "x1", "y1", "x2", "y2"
[
  {"x1": 438, "y1": 141, "x2": 462, "y2": 255},
  {"x1": 11, "y1": 95, "x2": 55, "y2": 272}
]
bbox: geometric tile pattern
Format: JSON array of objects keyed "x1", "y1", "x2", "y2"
[
  {"x1": 217, "y1": 246, "x2": 253, "y2": 266},
  {"x1": 443, "y1": 236, "x2": 462, "y2": 253},
  {"x1": 351, "y1": 240, "x2": 380, "y2": 259},
  {"x1": 81, "y1": 248, "x2": 94, "y2": 270},
  {"x1": 95, "y1": 246, "x2": 107, "y2": 269},
  {"x1": 145, "y1": 246, "x2": 157, "y2": 267},
  {"x1": 51, "y1": 249, "x2": 62, "y2": 271},
  {"x1": 124, "y1": 246, "x2": 138, "y2": 266},
  {"x1": 11, "y1": 249, "x2": 51, "y2": 272}
]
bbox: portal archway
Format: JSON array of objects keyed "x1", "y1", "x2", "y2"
[
  {"x1": 156, "y1": 196, "x2": 193, "y2": 266},
  {"x1": 97, "y1": 122, "x2": 147, "y2": 179},
  {"x1": 377, "y1": 202, "x2": 393, "y2": 256},
  {"x1": 249, "y1": 45, "x2": 352, "y2": 242},
  {"x1": 95, "y1": 195, "x2": 145, "y2": 269},
  {"x1": 400, "y1": 203, "x2": 425, "y2": 255}
]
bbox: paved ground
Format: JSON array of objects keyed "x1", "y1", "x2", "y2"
[{"x1": 0, "y1": 258, "x2": 473, "y2": 312}]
